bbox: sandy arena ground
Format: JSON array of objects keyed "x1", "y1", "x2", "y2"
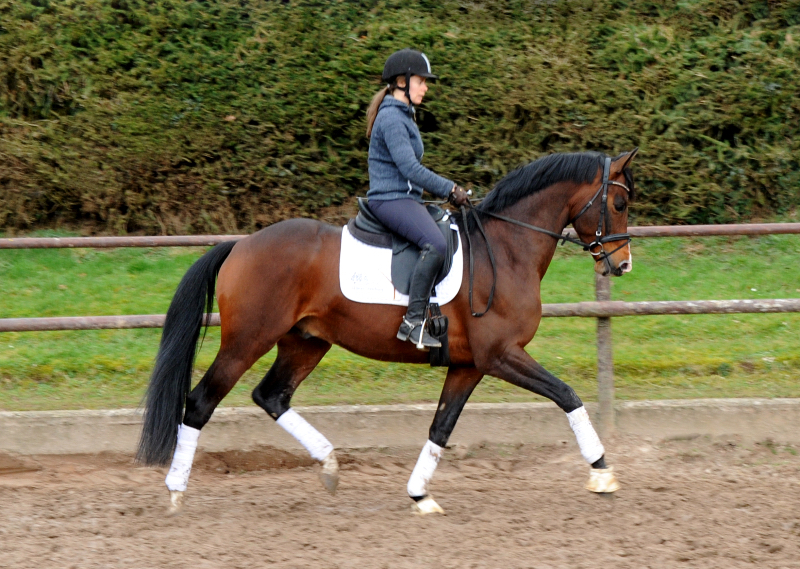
[{"x1": 1, "y1": 434, "x2": 799, "y2": 568}]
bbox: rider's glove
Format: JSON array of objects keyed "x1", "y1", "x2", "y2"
[{"x1": 448, "y1": 185, "x2": 470, "y2": 207}]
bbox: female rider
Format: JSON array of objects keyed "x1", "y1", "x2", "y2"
[{"x1": 365, "y1": 48, "x2": 470, "y2": 349}]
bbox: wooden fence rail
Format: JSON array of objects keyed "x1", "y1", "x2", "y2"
[
  {"x1": 2, "y1": 222, "x2": 800, "y2": 249},
  {"x1": 3, "y1": 298, "x2": 800, "y2": 333},
  {"x1": 3, "y1": 222, "x2": 800, "y2": 434}
]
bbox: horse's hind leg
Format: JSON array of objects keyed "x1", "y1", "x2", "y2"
[
  {"x1": 407, "y1": 366, "x2": 483, "y2": 514},
  {"x1": 251, "y1": 333, "x2": 338, "y2": 493},
  {"x1": 164, "y1": 340, "x2": 273, "y2": 513}
]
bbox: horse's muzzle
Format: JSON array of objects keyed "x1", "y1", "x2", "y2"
[{"x1": 595, "y1": 256, "x2": 632, "y2": 277}]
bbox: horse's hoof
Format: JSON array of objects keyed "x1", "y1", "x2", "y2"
[
  {"x1": 585, "y1": 466, "x2": 620, "y2": 494},
  {"x1": 319, "y1": 452, "x2": 339, "y2": 495},
  {"x1": 168, "y1": 490, "x2": 184, "y2": 515},
  {"x1": 412, "y1": 495, "x2": 445, "y2": 515}
]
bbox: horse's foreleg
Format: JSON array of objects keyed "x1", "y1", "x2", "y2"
[
  {"x1": 408, "y1": 366, "x2": 483, "y2": 514},
  {"x1": 251, "y1": 333, "x2": 338, "y2": 493},
  {"x1": 487, "y1": 346, "x2": 619, "y2": 493}
]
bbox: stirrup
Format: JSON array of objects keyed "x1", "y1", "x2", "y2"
[{"x1": 397, "y1": 317, "x2": 441, "y2": 349}]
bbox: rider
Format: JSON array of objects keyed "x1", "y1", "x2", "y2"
[{"x1": 365, "y1": 48, "x2": 470, "y2": 349}]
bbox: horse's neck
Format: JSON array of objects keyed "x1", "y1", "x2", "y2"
[{"x1": 490, "y1": 182, "x2": 576, "y2": 281}]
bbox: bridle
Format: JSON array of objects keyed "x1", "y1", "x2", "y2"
[
  {"x1": 566, "y1": 156, "x2": 632, "y2": 267},
  {"x1": 460, "y1": 156, "x2": 632, "y2": 317}
]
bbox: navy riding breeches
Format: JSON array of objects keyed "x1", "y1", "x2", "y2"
[{"x1": 368, "y1": 198, "x2": 448, "y2": 258}]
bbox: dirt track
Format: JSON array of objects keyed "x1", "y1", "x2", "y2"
[{"x1": 2, "y1": 435, "x2": 800, "y2": 569}]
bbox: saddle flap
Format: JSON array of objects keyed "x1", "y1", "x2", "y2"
[
  {"x1": 339, "y1": 223, "x2": 464, "y2": 308},
  {"x1": 390, "y1": 219, "x2": 458, "y2": 296}
]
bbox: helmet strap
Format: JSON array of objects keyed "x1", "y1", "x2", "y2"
[
  {"x1": 388, "y1": 76, "x2": 415, "y2": 114},
  {"x1": 404, "y1": 72, "x2": 414, "y2": 114}
]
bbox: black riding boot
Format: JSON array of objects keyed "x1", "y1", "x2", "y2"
[{"x1": 397, "y1": 244, "x2": 445, "y2": 349}]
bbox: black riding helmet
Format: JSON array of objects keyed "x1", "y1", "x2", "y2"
[{"x1": 382, "y1": 49, "x2": 438, "y2": 108}]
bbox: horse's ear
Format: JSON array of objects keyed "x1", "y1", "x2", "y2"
[{"x1": 610, "y1": 147, "x2": 639, "y2": 174}]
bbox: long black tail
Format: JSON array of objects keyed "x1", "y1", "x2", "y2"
[{"x1": 135, "y1": 240, "x2": 238, "y2": 466}]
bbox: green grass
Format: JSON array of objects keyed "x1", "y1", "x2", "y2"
[{"x1": 1, "y1": 232, "x2": 800, "y2": 411}]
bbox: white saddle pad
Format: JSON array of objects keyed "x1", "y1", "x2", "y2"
[{"x1": 339, "y1": 224, "x2": 463, "y2": 306}]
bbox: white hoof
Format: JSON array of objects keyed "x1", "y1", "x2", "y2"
[
  {"x1": 412, "y1": 495, "x2": 445, "y2": 515},
  {"x1": 168, "y1": 490, "x2": 184, "y2": 515},
  {"x1": 319, "y1": 452, "x2": 339, "y2": 495},
  {"x1": 585, "y1": 466, "x2": 620, "y2": 493}
]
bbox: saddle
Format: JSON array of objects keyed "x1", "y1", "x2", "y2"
[
  {"x1": 346, "y1": 197, "x2": 459, "y2": 367},
  {"x1": 346, "y1": 197, "x2": 459, "y2": 295}
]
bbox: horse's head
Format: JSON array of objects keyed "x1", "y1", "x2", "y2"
[{"x1": 570, "y1": 149, "x2": 637, "y2": 277}]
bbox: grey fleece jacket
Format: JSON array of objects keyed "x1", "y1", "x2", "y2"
[{"x1": 367, "y1": 96, "x2": 454, "y2": 202}]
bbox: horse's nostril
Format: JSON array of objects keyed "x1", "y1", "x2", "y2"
[{"x1": 618, "y1": 261, "x2": 632, "y2": 274}]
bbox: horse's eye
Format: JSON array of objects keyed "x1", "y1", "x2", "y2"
[{"x1": 614, "y1": 195, "x2": 627, "y2": 213}]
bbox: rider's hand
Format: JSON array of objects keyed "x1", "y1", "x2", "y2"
[{"x1": 448, "y1": 185, "x2": 470, "y2": 207}]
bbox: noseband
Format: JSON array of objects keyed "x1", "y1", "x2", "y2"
[{"x1": 461, "y1": 156, "x2": 632, "y2": 317}]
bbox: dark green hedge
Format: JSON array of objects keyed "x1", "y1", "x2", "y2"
[{"x1": 1, "y1": 0, "x2": 799, "y2": 234}]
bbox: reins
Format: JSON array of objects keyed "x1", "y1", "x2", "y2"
[
  {"x1": 459, "y1": 203, "x2": 497, "y2": 317},
  {"x1": 458, "y1": 156, "x2": 632, "y2": 317}
]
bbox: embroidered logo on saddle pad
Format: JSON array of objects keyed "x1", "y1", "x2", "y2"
[{"x1": 339, "y1": 224, "x2": 464, "y2": 306}]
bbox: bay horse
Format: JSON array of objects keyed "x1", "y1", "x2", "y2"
[{"x1": 137, "y1": 149, "x2": 637, "y2": 514}]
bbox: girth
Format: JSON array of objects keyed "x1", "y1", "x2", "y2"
[{"x1": 346, "y1": 197, "x2": 459, "y2": 296}]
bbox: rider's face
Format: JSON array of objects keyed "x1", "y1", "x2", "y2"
[
  {"x1": 408, "y1": 76, "x2": 428, "y2": 105},
  {"x1": 397, "y1": 75, "x2": 428, "y2": 105}
]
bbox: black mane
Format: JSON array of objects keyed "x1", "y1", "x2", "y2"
[
  {"x1": 477, "y1": 151, "x2": 606, "y2": 214},
  {"x1": 457, "y1": 151, "x2": 635, "y2": 232}
]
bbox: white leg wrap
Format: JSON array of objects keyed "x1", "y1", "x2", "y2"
[
  {"x1": 407, "y1": 440, "x2": 444, "y2": 497},
  {"x1": 165, "y1": 424, "x2": 201, "y2": 492},
  {"x1": 276, "y1": 408, "x2": 334, "y2": 462},
  {"x1": 567, "y1": 406, "x2": 605, "y2": 465}
]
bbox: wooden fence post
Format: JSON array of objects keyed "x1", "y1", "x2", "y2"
[{"x1": 595, "y1": 273, "x2": 615, "y2": 436}]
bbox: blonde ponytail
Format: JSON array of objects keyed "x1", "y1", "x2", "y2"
[{"x1": 366, "y1": 86, "x2": 390, "y2": 138}]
